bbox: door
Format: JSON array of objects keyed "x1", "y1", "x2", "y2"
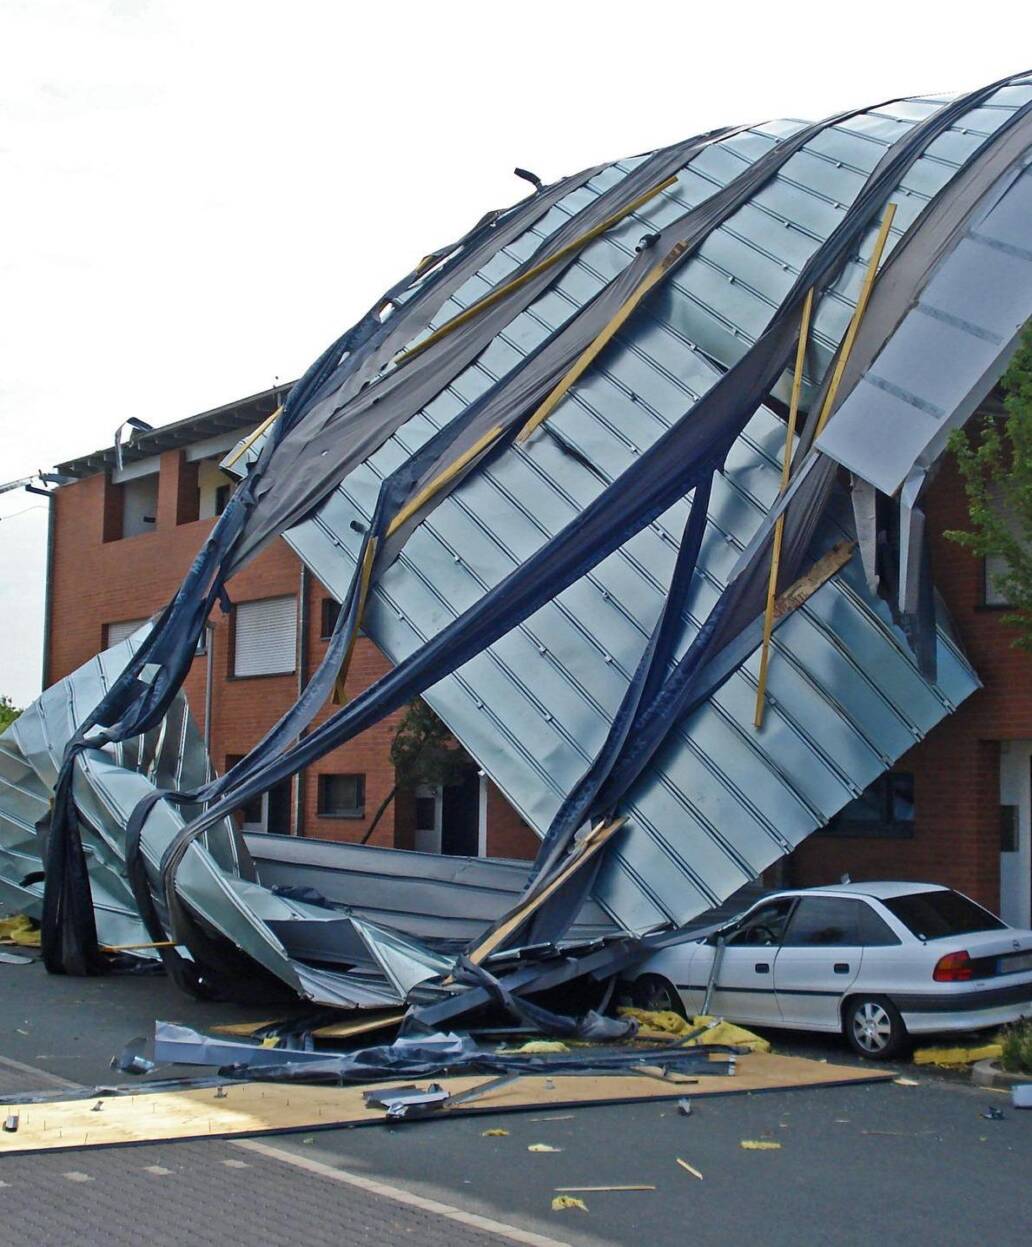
[
  {"x1": 441, "y1": 770, "x2": 480, "y2": 855},
  {"x1": 999, "y1": 742, "x2": 1032, "y2": 927},
  {"x1": 706, "y1": 898, "x2": 795, "y2": 1024},
  {"x1": 413, "y1": 784, "x2": 442, "y2": 853},
  {"x1": 774, "y1": 896, "x2": 864, "y2": 1028}
]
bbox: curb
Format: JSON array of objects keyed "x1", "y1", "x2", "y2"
[{"x1": 971, "y1": 1059, "x2": 1032, "y2": 1090}]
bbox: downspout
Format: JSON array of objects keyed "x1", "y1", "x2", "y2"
[
  {"x1": 39, "y1": 492, "x2": 57, "y2": 692},
  {"x1": 294, "y1": 562, "x2": 310, "y2": 836},
  {"x1": 203, "y1": 621, "x2": 215, "y2": 763}
]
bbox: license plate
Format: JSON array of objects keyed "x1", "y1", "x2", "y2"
[{"x1": 998, "y1": 952, "x2": 1032, "y2": 974}]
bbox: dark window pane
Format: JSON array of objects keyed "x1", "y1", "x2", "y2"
[
  {"x1": 240, "y1": 794, "x2": 263, "y2": 825},
  {"x1": 317, "y1": 773, "x2": 364, "y2": 817},
  {"x1": 882, "y1": 890, "x2": 1005, "y2": 941},
  {"x1": 415, "y1": 796, "x2": 437, "y2": 829},
  {"x1": 858, "y1": 904, "x2": 902, "y2": 947},
  {"x1": 783, "y1": 897, "x2": 861, "y2": 947},
  {"x1": 889, "y1": 773, "x2": 914, "y2": 823},
  {"x1": 822, "y1": 773, "x2": 915, "y2": 838},
  {"x1": 726, "y1": 899, "x2": 795, "y2": 947},
  {"x1": 214, "y1": 483, "x2": 231, "y2": 516},
  {"x1": 321, "y1": 598, "x2": 342, "y2": 639}
]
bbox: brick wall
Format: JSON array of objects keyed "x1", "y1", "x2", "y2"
[
  {"x1": 47, "y1": 450, "x2": 406, "y2": 846},
  {"x1": 791, "y1": 457, "x2": 1032, "y2": 909}
]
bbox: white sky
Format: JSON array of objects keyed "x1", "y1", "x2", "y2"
[{"x1": 2, "y1": 0, "x2": 1030, "y2": 706}]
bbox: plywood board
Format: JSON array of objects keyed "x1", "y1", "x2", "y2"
[{"x1": 0, "y1": 1052, "x2": 892, "y2": 1155}]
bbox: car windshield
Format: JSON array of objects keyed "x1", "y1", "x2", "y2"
[{"x1": 882, "y1": 890, "x2": 1005, "y2": 940}]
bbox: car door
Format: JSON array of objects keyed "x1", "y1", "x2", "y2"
[
  {"x1": 706, "y1": 898, "x2": 796, "y2": 1024},
  {"x1": 773, "y1": 896, "x2": 864, "y2": 1029}
]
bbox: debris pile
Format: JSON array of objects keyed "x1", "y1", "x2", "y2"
[{"x1": 1, "y1": 72, "x2": 1031, "y2": 1044}]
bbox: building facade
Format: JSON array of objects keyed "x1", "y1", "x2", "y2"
[
  {"x1": 45, "y1": 387, "x2": 538, "y2": 862},
  {"x1": 43, "y1": 390, "x2": 1032, "y2": 926}
]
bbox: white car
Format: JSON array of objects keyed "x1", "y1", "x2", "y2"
[{"x1": 624, "y1": 882, "x2": 1032, "y2": 1058}]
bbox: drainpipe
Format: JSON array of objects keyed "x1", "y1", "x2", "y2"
[
  {"x1": 293, "y1": 563, "x2": 310, "y2": 837},
  {"x1": 40, "y1": 489, "x2": 57, "y2": 690},
  {"x1": 203, "y1": 621, "x2": 215, "y2": 763}
]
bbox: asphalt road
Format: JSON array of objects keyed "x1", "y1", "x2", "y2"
[{"x1": 1, "y1": 954, "x2": 1029, "y2": 1247}]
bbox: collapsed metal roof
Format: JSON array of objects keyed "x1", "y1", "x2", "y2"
[{"x1": 2, "y1": 72, "x2": 1031, "y2": 1013}]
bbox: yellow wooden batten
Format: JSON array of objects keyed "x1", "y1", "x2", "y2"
[{"x1": 397, "y1": 176, "x2": 678, "y2": 367}]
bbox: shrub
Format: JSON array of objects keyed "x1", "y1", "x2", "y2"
[{"x1": 999, "y1": 1019, "x2": 1032, "y2": 1074}]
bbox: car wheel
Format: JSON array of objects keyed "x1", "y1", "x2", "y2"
[
  {"x1": 630, "y1": 973, "x2": 686, "y2": 1018},
  {"x1": 843, "y1": 995, "x2": 908, "y2": 1060}
]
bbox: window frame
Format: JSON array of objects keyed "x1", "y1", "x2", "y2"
[
  {"x1": 316, "y1": 772, "x2": 366, "y2": 820},
  {"x1": 820, "y1": 772, "x2": 915, "y2": 840},
  {"x1": 781, "y1": 896, "x2": 863, "y2": 948}
]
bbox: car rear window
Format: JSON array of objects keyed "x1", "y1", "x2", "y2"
[{"x1": 882, "y1": 890, "x2": 1005, "y2": 940}]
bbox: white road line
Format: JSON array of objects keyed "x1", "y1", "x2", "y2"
[
  {"x1": 63, "y1": 1171, "x2": 92, "y2": 1183},
  {"x1": 0, "y1": 1053, "x2": 79, "y2": 1089},
  {"x1": 233, "y1": 1138, "x2": 574, "y2": 1247}
]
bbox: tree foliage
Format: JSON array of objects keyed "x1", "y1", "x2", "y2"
[
  {"x1": 0, "y1": 695, "x2": 21, "y2": 735},
  {"x1": 946, "y1": 320, "x2": 1032, "y2": 650},
  {"x1": 390, "y1": 698, "x2": 471, "y2": 790}
]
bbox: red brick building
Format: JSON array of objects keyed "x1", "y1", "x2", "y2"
[
  {"x1": 45, "y1": 387, "x2": 538, "y2": 863},
  {"x1": 43, "y1": 389, "x2": 1032, "y2": 926}
]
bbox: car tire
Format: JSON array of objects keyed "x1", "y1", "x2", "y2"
[
  {"x1": 843, "y1": 995, "x2": 908, "y2": 1060},
  {"x1": 629, "y1": 973, "x2": 687, "y2": 1019}
]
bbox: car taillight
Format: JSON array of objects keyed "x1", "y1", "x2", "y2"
[{"x1": 933, "y1": 950, "x2": 974, "y2": 982}]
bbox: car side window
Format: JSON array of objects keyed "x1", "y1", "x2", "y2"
[
  {"x1": 726, "y1": 899, "x2": 795, "y2": 947},
  {"x1": 858, "y1": 903, "x2": 902, "y2": 947},
  {"x1": 782, "y1": 897, "x2": 861, "y2": 947}
]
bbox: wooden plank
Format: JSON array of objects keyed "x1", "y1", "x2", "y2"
[
  {"x1": 398, "y1": 176, "x2": 678, "y2": 366},
  {"x1": 0, "y1": 1052, "x2": 893, "y2": 1155},
  {"x1": 463, "y1": 817, "x2": 624, "y2": 968},
  {"x1": 754, "y1": 288, "x2": 814, "y2": 729}
]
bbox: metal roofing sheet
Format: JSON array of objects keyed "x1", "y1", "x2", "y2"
[{"x1": 281, "y1": 86, "x2": 1027, "y2": 933}]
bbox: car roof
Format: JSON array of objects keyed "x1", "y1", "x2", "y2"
[{"x1": 782, "y1": 882, "x2": 948, "y2": 901}]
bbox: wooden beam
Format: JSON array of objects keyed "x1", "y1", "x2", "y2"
[
  {"x1": 398, "y1": 176, "x2": 677, "y2": 367},
  {"x1": 753, "y1": 288, "x2": 814, "y2": 729}
]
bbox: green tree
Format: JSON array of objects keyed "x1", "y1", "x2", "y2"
[
  {"x1": 361, "y1": 698, "x2": 472, "y2": 843},
  {"x1": 0, "y1": 695, "x2": 21, "y2": 734},
  {"x1": 947, "y1": 320, "x2": 1032, "y2": 650}
]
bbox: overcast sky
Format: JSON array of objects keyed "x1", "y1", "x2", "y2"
[{"x1": 2, "y1": 0, "x2": 1030, "y2": 705}]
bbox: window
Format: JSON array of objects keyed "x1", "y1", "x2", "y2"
[
  {"x1": 233, "y1": 596, "x2": 297, "y2": 677},
  {"x1": 106, "y1": 618, "x2": 149, "y2": 648},
  {"x1": 859, "y1": 904, "x2": 902, "y2": 947},
  {"x1": 882, "y1": 889, "x2": 1005, "y2": 941},
  {"x1": 783, "y1": 897, "x2": 861, "y2": 947},
  {"x1": 321, "y1": 598, "x2": 342, "y2": 639},
  {"x1": 317, "y1": 773, "x2": 365, "y2": 818},
  {"x1": 226, "y1": 755, "x2": 292, "y2": 833},
  {"x1": 215, "y1": 483, "x2": 231, "y2": 516},
  {"x1": 982, "y1": 484, "x2": 1026, "y2": 606},
  {"x1": 107, "y1": 617, "x2": 206, "y2": 654},
  {"x1": 726, "y1": 899, "x2": 795, "y2": 947},
  {"x1": 821, "y1": 773, "x2": 915, "y2": 838}
]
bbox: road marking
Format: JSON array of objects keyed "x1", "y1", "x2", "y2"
[
  {"x1": 0, "y1": 1053, "x2": 79, "y2": 1089},
  {"x1": 143, "y1": 1165, "x2": 172, "y2": 1175},
  {"x1": 233, "y1": 1138, "x2": 574, "y2": 1247},
  {"x1": 221, "y1": 1158, "x2": 250, "y2": 1168},
  {"x1": 63, "y1": 1171, "x2": 92, "y2": 1183}
]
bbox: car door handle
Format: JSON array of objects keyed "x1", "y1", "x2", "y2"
[
  {"x1": 834, "y1": 962, "x2": 850, "y2": 974},
  {"x1": 754, "y1": 962, "x2": 770, "y2": 974}
]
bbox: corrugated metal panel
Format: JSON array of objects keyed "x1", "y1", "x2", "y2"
[
  {"x1": 233, "y1": 596, "x2": 297, "y2": 677},
  {"x1": 280, "y1": 86, "x2": 1026, "y2": 934},
  {"x1": 817, "y1": 160, "x2": 1032, "y2": 493}
]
